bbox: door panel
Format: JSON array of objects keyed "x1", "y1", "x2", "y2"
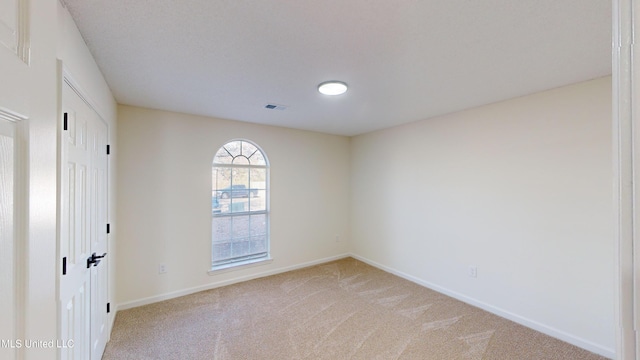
[
  {"x1": 60, "y1": 283, "x2": 88, "y2": 360},
  {"x1": 60, "y1": 89, "x2": 91, "y2": 360},
  {"x1": 89, "y1": 103, "x2": 108, "y2": 359}
]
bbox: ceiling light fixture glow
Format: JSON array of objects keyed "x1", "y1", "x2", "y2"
[{"x1": 318, "y1": 81, "x2": 348, "y2": 95}]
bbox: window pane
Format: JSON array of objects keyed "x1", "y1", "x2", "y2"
[
  {"x1": 212, "y1": 216, "x2": 231, "y2": 241},
  {"x1": 249, "y1": 168, "x2": 266, "y2": 190},
  {"x1": 248, "y1": 191, "x2": 266, "y2": 211},
  {"x1": 232, "y1": 215, "x2": 250, "y2": 238},
  {"x1": 230, "y1": 198, "x2": 247, "y2": 213},
  {"x1": 232, "y1": 168, "x2": 249, "y2": 188},
  {"x1": 231, "y1": 239, "x2": 251, "y2": 258},
  {"x1": 250, "y1": 150, "x2": 266, "y2": 166},
  {"x1": 233, "y1": 156, "x2": 250, "y2": 165},
  {"x1": 250, "y1": 235, "x2": 267, "y2": 254},
  {"x1": 212, "y1": 195, "x2": 222, "y2": 215},
  {"x1": 250, "y1": 214, "x2": 267, "y2": 236},
  {"x1": 214, "y1": 167, "x2": 232, "y2": 191},
  {"x1": 213, "y1": 148, "x2": 233, "y2": 164},
  {"x1": 212, "y1": 242, "x2": 231, "y2": 262},
  {"x1": 224, "y1": 141, "x2": 242, "y2": 157},
  {"x1": 218, "y1": 197, "x2": 230, "y2": 214},
  {"x1": 242, "y1": 141, "x2": 258, "y2": 157}
]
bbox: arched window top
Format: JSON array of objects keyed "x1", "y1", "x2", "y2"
[{"x1": 213, "y1": 140, "x2": 268, "y2": 167}]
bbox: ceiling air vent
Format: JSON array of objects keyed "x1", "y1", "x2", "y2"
[{"x1": 264, "y1": 104, "x2": 287, "y2": 111}]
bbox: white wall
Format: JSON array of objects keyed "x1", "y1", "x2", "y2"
[
  {"x1": 116, "y1": 105, "x2": 350, "y2": 306},
  {"x1": 20, "y1": 2, "x2": 59, "y2": 359},
  {"x1": 57, "y1": 1, "x2": 118, "y2": 332},
  {"x1": 57, "y1": 3, "x2": 117, "y2": 122},
  {"x1": 350, "y1": 77, "x2": 614, "y2": 357}
]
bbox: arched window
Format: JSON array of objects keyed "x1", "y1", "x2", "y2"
[{"x1": 211, "y1": 140, "x2": 269, "y2": 269}]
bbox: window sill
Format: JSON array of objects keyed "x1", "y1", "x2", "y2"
[{"x1": 208, "y1": 257, "x2": 273, "y2": 276}]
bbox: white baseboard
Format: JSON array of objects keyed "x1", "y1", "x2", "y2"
[
  {"x1": 349, "y1": 254, "x2": 615, "y2": 359},
  {"x1": 116, "y1": 253, "x2": 351, "y2": 311}
]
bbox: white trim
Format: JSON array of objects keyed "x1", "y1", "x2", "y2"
[
  {"x1": 16, "y1": 0, "x2": 29, "y2": 64},
  {"x1": 0, "y1": 0, "x2": 29, "y2": 63},
  {"x1": 13, "y1": 117, "x2": 26, "y2": 360},
  {"x1": 0, "y1": 106, "x2": 28, "y2": 123},
  {"x1": 213, "y1": 209, "x2": 268, "y2": 218},
  {"x1": 0, "y1": 107, "x2": 28, "y2": 360},
  {"x1": 208, "y1": 257, "x2": 273, "y2": 275},
  {"x1": 613, "y1": 1, "x2": 638, "y2": 359},
  {"x1": 62, "y1": 68, "x2": 109, "y2": 126},
  {"x1": 349, "y1": 254, "x2": 615, "y2": 359},
  {"x1": 118, "y1": 253, "x2": 350, "y2": 310},
  {"x1": 213, "y1": 164, "x2": 268, "y2": 169}
]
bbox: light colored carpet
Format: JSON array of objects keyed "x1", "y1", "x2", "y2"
[{"x1": 103, "y1": 258, "x2": 607, "y2": 359}]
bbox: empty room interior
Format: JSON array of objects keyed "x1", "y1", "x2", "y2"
[{"x1": 1, "y1": 0, "x2": 632, "y2": 359}]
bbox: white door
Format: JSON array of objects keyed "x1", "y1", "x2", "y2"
[
  {"x1": 59, "y1": 80, "x2": 109, "y2": 360},
  {"x1": 87, "y1": 89, "x2": 109, "y2": 359}
]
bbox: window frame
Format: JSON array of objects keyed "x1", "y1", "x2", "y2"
[{"x1": 210, "y1": 139, "x2": 270, "y2": 272}]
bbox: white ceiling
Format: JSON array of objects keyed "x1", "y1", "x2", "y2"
[{"x1": 61, "y1": 0, "x2": 611, "y2": 136}]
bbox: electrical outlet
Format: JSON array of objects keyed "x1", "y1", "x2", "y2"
[
  {"x1": 468, "y1": 266, "x2": 477, "y2": 278},
  {"x1": 159, "y1": 264, "x2": 167, "y2": 274}
]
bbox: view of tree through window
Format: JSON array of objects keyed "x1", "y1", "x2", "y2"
[{"x1": 212, "y1": 140, "x2": 269, "y2": 268}]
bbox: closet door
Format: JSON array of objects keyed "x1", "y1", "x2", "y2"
[{"x1": 59, "y1": 79, "x2": 110, "y2": 360}]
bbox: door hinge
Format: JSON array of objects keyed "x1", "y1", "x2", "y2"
[
  {"x1": 106, "y1": 144, "x2": 110, "y2": 155},
  {"x1": 63, "y1": 113, "x2": 68, "y2": 131},
  {"x1": 107, "y1": 223, "x2": 110, "y2": 234},
  {"x1": 107, "y1": 303, "x2": 111, "y2": 313},
  {"x1": 62, "y1": 257, "x2": 67, "y2": 275}
]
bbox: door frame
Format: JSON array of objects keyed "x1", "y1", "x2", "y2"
[
  {"x1": 0, "y1": 106, "x2": 28, "y2": 359},
  {"x1": 613, "y1": 0, "x2": 639, "y2": 359}
]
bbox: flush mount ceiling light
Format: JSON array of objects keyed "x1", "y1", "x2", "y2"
[{"x1": 318, "y1": 81, "x2": 348, "y2": 95}]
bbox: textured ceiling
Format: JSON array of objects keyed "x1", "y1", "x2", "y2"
[{"x1": 61, "y1": 0, "x2": 611, "y2": 136}]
